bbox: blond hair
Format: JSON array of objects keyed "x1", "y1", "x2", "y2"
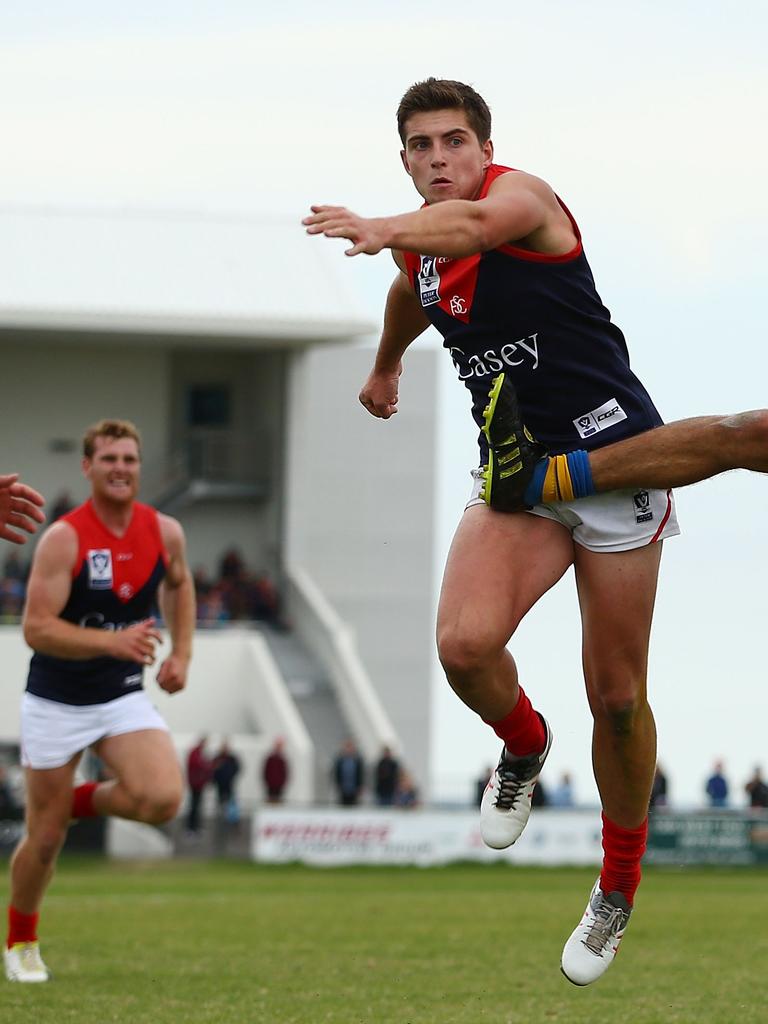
[{"x1": 82, "y1": 419, "x2": 142, "y2": 459}]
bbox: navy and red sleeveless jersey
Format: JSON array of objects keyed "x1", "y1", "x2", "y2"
[
  {"x1": 402, "y1": 164, "x2": 663, "y2": 458},
  {"x1": 26, "y1": 500, "x2": 168, "y2": 706}
]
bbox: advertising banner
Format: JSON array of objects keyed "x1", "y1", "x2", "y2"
[
  {"x1": 253, "y1": 807, "x2": 603, "y2": 867},
  {"x1": 646, "y1": 812, "x2": 768, "y2": 866}
]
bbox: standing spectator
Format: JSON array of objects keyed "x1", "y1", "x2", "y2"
[
  {"x1": 185, "y1": 737, "x2": 212, "y2": 834},
  {"x1": 262, "y1": 738, "x2": 290, "y2": 803},
  {"x1": 213, "y1": 741, "x2": 242, "y2": 823},
  {"x1": 705, "y1": 760, "x2": 729, "y2": 808},
  {"x1": 474, "y1": 766, "x2": 493, "y2": 808},
  {"x1": 373, "y1": 746, "x2": 400, "y2": 807},
  {"x1": 531, "y1": 777, "x2": 549, "y2": 808},
  {"x1": 0, "y1": 765, "x2": 23, "y2": 821},
  {"x1": 394, "y1": 769, "x2": 419, "y2": 809},
  {"x1": 745, "y1": 767, "x2": 768, "y2": 809},
  {"x1": 649, "y1": 764, "x2": 668, "y2": 810},
  {"x1": 551, "y1": 772, "x2": 575, "y2": 808},
  {"x1": 333, "y1": 739, "x2": 364, "y2": 807}
]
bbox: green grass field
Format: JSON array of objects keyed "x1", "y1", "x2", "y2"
[{"x1": 2, "y1": 859, "x2": 767, "y2": 1023}]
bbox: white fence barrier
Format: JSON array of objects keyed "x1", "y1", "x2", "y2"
[{"x1": 252, "y1": 807, "x2": 603, "y2": 867}]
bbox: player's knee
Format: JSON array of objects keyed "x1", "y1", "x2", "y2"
[
  {"x1": 135, "y1": 788, "x2": 182, "y2": 824},
  {"x1": 591, "y1": 689, "x2": 645, "y2": 736},
  {"x1": 31, "y1": 824, "x2": 68, "y2": 867},
  {"x1": 438, "y1": 629, "x2": 498, "y2": 688}
]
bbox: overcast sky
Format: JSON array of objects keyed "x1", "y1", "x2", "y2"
[{"x1": 2, "y1": 1, "x2": 767, "y2": 808}]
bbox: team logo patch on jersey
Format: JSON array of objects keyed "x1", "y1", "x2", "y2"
[
  {"x1": 633, "y1": 490, "x2": 653, "y2": 523},
  {"x1": 418, "y1": 256, "x2": 441, "y2": 306},
  {"x1": 573, "y1": 398, "x2": 627, "y2": 439},
  {"x1": 87, "y1": 549, "x2": 113, "y2": 590}
]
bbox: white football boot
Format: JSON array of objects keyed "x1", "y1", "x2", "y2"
[
  {"x1": 561, "y1": 878, "x2": 632, "y2": 986},
  {"x1": 480, "y1": 716, "x2": 553, "y2": 849},
  {"x1": 4, "y1": 941, "x2": 50, "y2": 983}
]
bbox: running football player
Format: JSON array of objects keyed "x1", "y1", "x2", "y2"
[{"x1": 5, "y1": 420, "x2": 195, "y2": 983}]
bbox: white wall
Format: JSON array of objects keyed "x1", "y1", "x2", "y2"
[
  {"x1": 0, "y1": 338, "x2": 168, "y2": 508},
  {"x1": 284, "y1": 344, "x2": 440, "y2": 797}
]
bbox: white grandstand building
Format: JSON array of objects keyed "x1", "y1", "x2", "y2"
[{"x1": 0, "y1": 205, "x2": 442, "y2": 810}]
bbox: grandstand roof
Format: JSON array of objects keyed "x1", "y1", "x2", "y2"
[{"x1": 0, "y1": 205, "x2": 374, "y2": 346}]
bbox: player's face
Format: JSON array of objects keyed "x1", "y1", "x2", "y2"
[
  {"x1": 400, "y1": 109, "x2": 493, "y2": 205},
  {"x1": 83, "y1": 436, "x2": 141, "y2": 505}
]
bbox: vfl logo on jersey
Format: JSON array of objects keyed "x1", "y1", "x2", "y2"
[
  {"x1": 573, "y1": 398, "x2": 627, "y2": 439},
  {"x1": 633, "y1": 490, "x2": 653, "y2": 524},
  {"x1": 87, "y1": 549, "x2": 113, "y2": 590},
  {"x1": 418, "y1": 256, "x2": 441, "y2": 305}
]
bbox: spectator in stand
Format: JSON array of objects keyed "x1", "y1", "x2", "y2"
[
  {"x1": 213, "y1": 741, "x2": 242, "y2": 823},
  {"x1": 50, "y1": 490, "x2": 74, "y2": 522},
  {"x1": 193, "y1": 566, "x2": 213, "y2": 600},
  {"x1": 551, "y1": 772, "x2": 575, "y2": 808},
  {"x1": 705, "y1": 760, "x2": 729, "y2": 809},
  {"x1": 3, "y1": 549, "x2": 27, "y2": 582},
  {"x1": 219, "y1": 547, "x2": 245, "y2": 581},
  {"x1": 745, "y1": 767, "x2": 768, "y2": 809},
  {"x1": 0, "y1": 577, "x2": 25, "y2": 623},
  {"x1": 185, "y1": 737, "x2": 213, "y2": 834},
  {"x1": 262, "y1": 738, "x2": 289, "y2": 803},
  {"x1": 649, "y1": 763, "x2": 668, "y2": 810},
  {"x1": 394, "y1": 769, "x2": 419, "y2": 809},
  {"x1": 333, "y1": 739, "x2": 364, "y2": 807},
  {"x1": 373, "y1": 746, "x2": 401, "y2": 807},
  {"x1": 197, "y1": 587, "x2": 230, "y2": 628}
]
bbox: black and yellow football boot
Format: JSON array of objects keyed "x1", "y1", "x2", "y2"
[{"x1": 479, "y1": 372, "x2": 548, "y2": 512}]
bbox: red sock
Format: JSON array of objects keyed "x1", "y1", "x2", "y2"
[
  {"x1": 600, "y1": 812, "x2": 648, "y2": 906},
  {"x1": 71, "y1": 782, "x2": 99, "y2": 819},
  {"x1": 484, "y1": 687, "x2": 546, "y2": 757},
  {"x1": 7, "y1": 906, "x2": 39, "y2": 948}
]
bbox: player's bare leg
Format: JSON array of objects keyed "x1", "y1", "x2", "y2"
[
  {"x1": 437, "y1": 506, "x2": 572, "y2": 846},
  {"x1": 10, "y1": 756, "x2": 81, "y2": 915},
  {"x1": 588, "y1": 411, "x2": 768, "y2": 492},
  {"x1": 6, "y1": 756, "x2": 80, "y2": 982},
  {"x1": 481, "y1": 373, "x2": 768, "y2": 510},
  {"x1": 92, "y1": 729, "x2": 182, "y2": 824},
  {"x1": 561, "y1": 541, "x2": 662, "y2": 986}
]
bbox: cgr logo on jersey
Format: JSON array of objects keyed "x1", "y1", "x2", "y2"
[
  {"x1": 633, "y1": 490, "x2": 653, "y2": 524},
  {"x1": 418, "y1": 256, "x2": 441, "y2": 305},
  {"x1": 87, "y1": 549, "x2": 113, "y2": 590},
  {"x1": 573, "y1": 398, "x2": 627, "y2": 439}
]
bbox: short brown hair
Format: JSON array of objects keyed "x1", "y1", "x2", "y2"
[
  {"x1": 82, "y1": 419, "x2": 142, "y2": 459},
  {"x1": 397, "y1": 78, "x2": 492, "y2": 145}
]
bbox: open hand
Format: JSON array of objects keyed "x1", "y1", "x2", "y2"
[{"x1": 0, "y1": 474, "x2": 46, "y2": 544}]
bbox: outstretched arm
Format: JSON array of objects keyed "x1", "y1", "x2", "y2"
[
  {"x1": 358, "y1": 263, "x2": 431, "y2": 420},
  {"x1": 0, "y1": 473, "x2": 45, "y2": 544},
  {"x1": 303, "y1": 173, "x2": 556, "y2": 259}
]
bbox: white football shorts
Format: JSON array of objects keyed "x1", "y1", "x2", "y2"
[
  {"x1": 20, "y1": 689, "x2": 170, "y2": 770},
  {"x1": 467, "y1": 469, "x2": 680, "y2": 553}
]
